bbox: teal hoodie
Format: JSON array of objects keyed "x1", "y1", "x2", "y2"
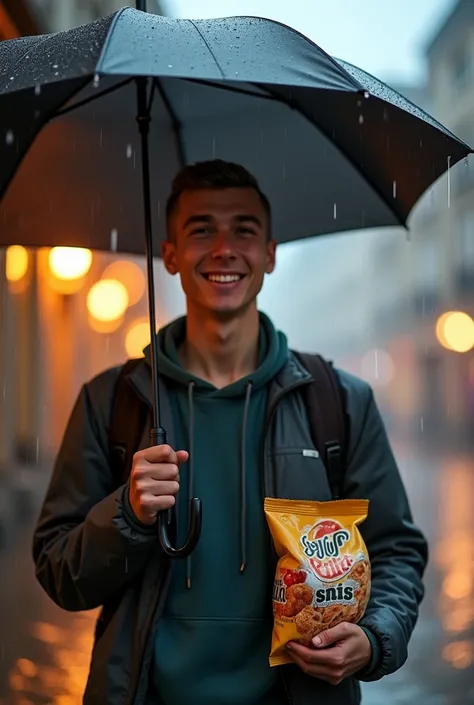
[{"x1": 147, "y1": 313, "x2": 289, "y2": 705}]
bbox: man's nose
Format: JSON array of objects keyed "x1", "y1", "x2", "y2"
[{"x1": 211, "y1": 231, "x2": 235, "y2": 258}]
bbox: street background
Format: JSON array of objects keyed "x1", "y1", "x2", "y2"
[{"x1": 1, "y1": 0, "x2": 474, "y2": 703}]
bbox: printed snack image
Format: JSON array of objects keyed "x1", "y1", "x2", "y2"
[{"x1": 264, "y1": 498, "x2": 371, "y2": 666}]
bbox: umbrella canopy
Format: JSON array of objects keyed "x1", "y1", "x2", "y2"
[{"x1": 0, "y1": 8, "x2": 471, "y2": 257}]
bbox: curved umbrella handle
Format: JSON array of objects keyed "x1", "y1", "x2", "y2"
[{"x1": 158, "y1": 498, "x2": 202, "y2": 558}]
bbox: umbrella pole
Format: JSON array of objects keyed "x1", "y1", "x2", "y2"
[
  {"x1": 135, "y1": 1, "x2": 147, "y2": 10},
  {"x1": 136, "y1": 76, "x2": 202, "y2": 558}
]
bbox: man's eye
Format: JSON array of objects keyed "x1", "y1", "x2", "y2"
[
  {"x1": 237, "y1": 228, "x2": 255, "y2": 236},
  {"x1": 190, "y1": 228, "x2": 210, "y2": 236}
]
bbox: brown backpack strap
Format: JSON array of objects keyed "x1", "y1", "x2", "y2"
[
  {"x1": 109, "y1": 358, "x2": 149, "y2": 487},
  {"x1": 292, "y1": 351, "x2": 348, "y2": 499}
]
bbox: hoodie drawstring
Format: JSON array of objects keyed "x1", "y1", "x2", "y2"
[
  {"x1": 184, "y1": 380, "x2": 253, "y2": 589},
  {"x1": 240, "y1": 381, "x2": 253, "y2": 573}
]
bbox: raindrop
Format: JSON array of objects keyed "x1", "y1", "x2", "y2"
[
  {"x1": 364, "y1": 91, "x2": 370, "y2": 99},
  {"x1": 465, "y1": 156, "x2": 469, "y2": 167},
  {"x1": 168, "y1": 64, "x2": 173, "y2": 68},
  {"x1": 126, "y1": 144, "x2": 133, "y2": 159},
  {"x1": 34, "y1": 84, "x2": 41, "y2": 96},
  {"x1": 359, "y1": 114, "x2": 364, "y2": 125},
  {"x1": 93, "y1": 74, "x2": 100, "y2": 88},
  {"x1": 383, "y1": 109, "x2": 389, "y2": 122},
  {"x1": 52, "y1": 64, "x2": 58, "y2": 69},
  {"x1": 420, "y1": 416, "x2": 424, "y2": 433},
  {"x1": 234, "y1": 71, "x2": 239, "y2": 76},
  {"x1": 110, "y1": 229, "x2": 118, "y2": 251},
  {"x1": 333, "y1": 203, "x2": 337, "y2": 220},
  {"x1": 393, "y1": 181, "x2": 397, "y2": 198},
  {"x1": 5, "y1": 130, "x2": 14, "y2": 146},
  {"x1": 447, "y1": 155, "x2": 451, "y2": 208}
]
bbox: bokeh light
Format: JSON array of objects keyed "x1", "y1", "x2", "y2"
[
  {"x1": 48, "y1": 247, "x2": 92, "y2": 280},
  {"x1": 125, "y1": 318, "x2": 152, "y2": 357},
  {"x1": 436, "y1": 311, "x2": 474, "y2": 353},
  {"x1": 101, "y1": 260, "x2": 146, "y2": 306},
  {"x1": 87, "y1": 279, "x2": 129, "y2": 322},
  {"x1": 5, "y1": 245, "x2": 28, "y2": 282}
]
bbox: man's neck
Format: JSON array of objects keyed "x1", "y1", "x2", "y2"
[{"x1": 179, "y1": 304, "x2": 260, "y2": 388}]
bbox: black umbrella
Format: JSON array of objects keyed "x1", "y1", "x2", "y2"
[{"x1": 0, "y1": 2, "x2": 472, "y2": 558}]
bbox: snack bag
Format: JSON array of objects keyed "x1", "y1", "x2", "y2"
[{"x1": 264, "y1": 498, "x2": 371, "y2": 666}]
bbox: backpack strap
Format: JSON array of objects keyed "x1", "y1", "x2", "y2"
[
  {"x1": 109, "y1": 358, "x2": 150, "y2": 487},
  {"x1": 291, "y1": 351, "x2": 348, "y2": 499}
]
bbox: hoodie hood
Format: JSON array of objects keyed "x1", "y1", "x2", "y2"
[{"x1": 144, "y1": 310, "x2": 288, "y2": 397}]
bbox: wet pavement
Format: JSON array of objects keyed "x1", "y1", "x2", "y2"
[{"x1": 0, "y1": 440, "x2": 473, "y2": 704}]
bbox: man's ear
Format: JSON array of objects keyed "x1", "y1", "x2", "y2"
[
  {"x1": 161, "y1": 240, "x2": 178, "y2": 275},
  {"x1": 265, "y1": 239, "x2": 277, "y2": 274}
]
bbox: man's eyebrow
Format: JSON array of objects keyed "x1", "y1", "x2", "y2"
[
  {"x1": 182, "y1": 214, "x2": 212, "y2": 229},
  {"x1": 234, "y1": 214, "x2": 263, "y2": 227},
  {"x1": 182, "y1": 214, "x2": 263, "y2": 228}
]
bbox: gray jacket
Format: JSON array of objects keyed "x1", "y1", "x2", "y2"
[{"x1": 32, "y1": 353, "x2": 428, "y2": 704}]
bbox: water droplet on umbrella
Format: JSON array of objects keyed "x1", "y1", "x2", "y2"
[
  {"x1": 168, "y1": 64, "x2": 173, "y2": 68},
  {"x1": 110, "y1": 229, "x2": 118, "y2": 251},
  {"x1": 9, "y1": 76, "x2": 14, "y2": 81},
  {"x1": 359, "y1": 114, "x2": 364, "y2": 124},
  {"x1": 333, "y1": 203, "x2": 337, "y2": 219},
  {"x1": 93, "y1": 74, "x2": 100, "y2": 88},
  {"x1": 393, "y1": 181, "x2": 397, "y2": 198},
  {"x1": 5, "y1": 130, "x2": 14, "y2": 146},
  {"x1": 52, "y1": 64, "x2": 58, "y2": 69},
  {"x1": 234, "y1": 71, "x2": 239, "y2": 75},
  {"x1": 364, "y1": 91, "x2": 370, "y2": 99},
  {"x1": 126, "y1": 144, "x2": 133, "y2": 158},
  {"x1": 34, "y1": 84, "x2": 41, "y2": 96}
]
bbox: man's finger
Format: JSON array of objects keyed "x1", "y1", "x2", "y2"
[
  {"x1": 287, "y1": 641, "x2": 346, "y2": 666},
  {"x1": 313, "y1": 621, "x2": 352, "y2": 649},
  {"x1": 286, "y1": 648, "x2": 333, "y2": 681},
  {"x1": 176, "y1": 450, "x2": 189, "y2": 466}
]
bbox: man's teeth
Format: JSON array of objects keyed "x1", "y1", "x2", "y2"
[{"x1": 207, "y1": 274, "x2": 242, "y2": 283}]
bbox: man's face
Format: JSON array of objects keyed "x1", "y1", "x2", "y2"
[{"x1": 161, "y1": 187, "x2": 276, "y2": 316}]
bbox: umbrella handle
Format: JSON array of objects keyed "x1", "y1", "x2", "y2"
[
  {"x1": 158, "y1": 497, "x2": 203, "y2": 558},
  {"x1": 151, "y1": 427, "x2": 203, "y2": 559}
]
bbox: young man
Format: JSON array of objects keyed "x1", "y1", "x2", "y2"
[{"x1": 33, "y1": 160, "x2": 428, "y2": 705}]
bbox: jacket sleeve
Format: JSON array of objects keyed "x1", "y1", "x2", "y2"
[
  {"x1": 340, "y1": 373, "x2": 428, "y2": 681},
  {"x1": 32, "y1": 371, "x2": 157, "y2": 612}
]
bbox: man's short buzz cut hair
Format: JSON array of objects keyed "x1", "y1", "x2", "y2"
[{"x1": 165, "y1": 159, "x2": 272, "y2": 239}]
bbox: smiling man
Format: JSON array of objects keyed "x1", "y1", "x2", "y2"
[{"x1": 32, "y1": 159, "x2": 428, "y2": 705}]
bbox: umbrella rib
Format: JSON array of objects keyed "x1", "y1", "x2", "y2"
[
  {"x1": 154, "y1": 78, "x2": 186, "y2": 167},
  {"x1": 188, "y1": 20, "x2": 226, "y2": 80},
  {"x1": 51, "y1": 76, "x2": 134, "y2": 119}
]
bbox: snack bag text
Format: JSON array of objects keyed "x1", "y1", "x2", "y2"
[{"x1": 264, "y1": 498, "x2": 371, "y2": 666}]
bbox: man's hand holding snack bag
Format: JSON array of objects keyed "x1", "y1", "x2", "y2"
[
  {"x1": 265, "y1": 497, "x2": 373, "y2": 684},
  {"x1": 287, "y1": 621, "x2": 372, "y2": 684}
]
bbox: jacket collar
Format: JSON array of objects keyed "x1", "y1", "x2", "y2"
[{"x1": 124, "y1": 350, "x2": 311, "y2": 411}]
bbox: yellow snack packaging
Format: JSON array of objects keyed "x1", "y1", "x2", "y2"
[{"x1": 264, "y1": 498, "x2": 371, "y2": 666}]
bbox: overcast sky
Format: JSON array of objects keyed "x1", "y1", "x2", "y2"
[{"x1": 159, "y1": 0, "x2": 456, "y2": 84}]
